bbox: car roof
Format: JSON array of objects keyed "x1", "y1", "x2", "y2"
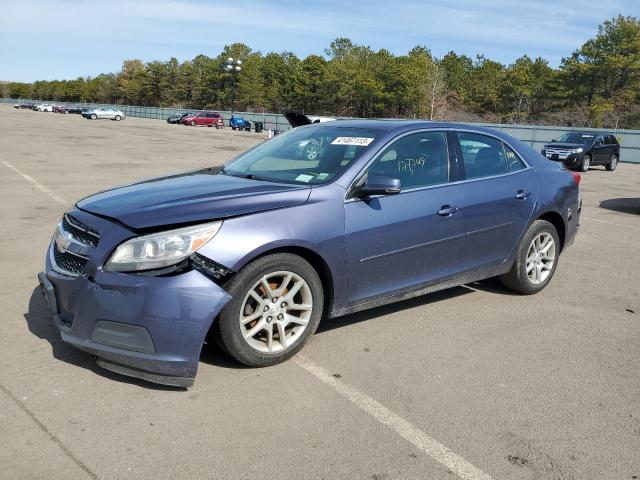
[{"x1": 311, "y1": 119, "x2": 511, "y2": 136}]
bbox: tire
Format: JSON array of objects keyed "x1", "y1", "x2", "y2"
[
  {"x1": 500, "y1": 219, "x2": 560, "y2": 295},
  {"x1": 215, "y1": 253, "x2": 324, "y2": 367},
  {"x1": 190, "y1": 120, "x2": 196, "y2": 126},
  {"x1": 114, "y1": 115, "x2": 121, "y2": 121},
  {"x1": 91, "y1": 114, "x2": 97, "y2": 120},
  {"x1": 579, "y1": 154, "x2": 591, "y2": 172},
  {"x1": 232, "y1": 126, "x2": 237, "y2": 130},
  {"x1": 606, "y1": 154, "x2": 618, "y2": 171}
]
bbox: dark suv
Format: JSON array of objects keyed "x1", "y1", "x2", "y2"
[{"x1": 541, "y1": 132, "x2": 620, "y2": 172}]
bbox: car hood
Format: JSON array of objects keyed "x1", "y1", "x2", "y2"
[
  {"x1": 544, "y1": 142, "x2": 587, "y2": 149},
  {"x1": 77, "y1": 169, "x2": 312, "y2": 230}
]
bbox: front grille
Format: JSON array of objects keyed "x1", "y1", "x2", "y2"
[
  {"x1": 62, "y1": 214, "x2": 99, "y2": 247},
  {"x1": 53, "y1": 247, "x2": 88, "y2": 275},
  {"x1": 544, "y1": 147, "x2": 574, "y2": 157},
  {"x1": 51, "y1": 213, "x2": 101, "y2": 276}
]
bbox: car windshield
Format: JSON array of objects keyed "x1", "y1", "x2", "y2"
[
  {"x1": 557, "y1": 132, "x2": 596, "y2": 143},
  {"x1": 221, "y1": 125, "x2": 382, "y2": 185}
]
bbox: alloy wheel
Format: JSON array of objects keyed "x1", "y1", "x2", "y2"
[
  {"x1": 239, "y1": 271, "x2": 313, "y2": 353},
  {"x1": 526, "y1": 232, "x2": 556, "y2": 285}
]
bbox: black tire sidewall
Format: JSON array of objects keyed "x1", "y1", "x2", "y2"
[
  {"x1": 581, "y1": 155, "x2": 591, "y2": 172},
  {"x1": 510, "y1": 220, "x2": 560, "y2": 294},
  {"x1": 606, "y1": 154, "x2": 618, "y2": 171},
  {"x1": 217, "y1": 253, "x2": 324, "y2": 366}
]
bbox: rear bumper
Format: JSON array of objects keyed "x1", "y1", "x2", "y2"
[{"x1": 39, "y1": 250, "x2": 232, "y2": 387}]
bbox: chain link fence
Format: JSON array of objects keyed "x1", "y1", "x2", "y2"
[{"x1": 3, "y1": 98, "x2": 639, "y2": 163}]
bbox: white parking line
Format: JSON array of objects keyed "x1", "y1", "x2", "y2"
[
  {"x1": 1, "y1": 160, "x2": 67, "y2": 205},
  {"x1": 581, "y1": 216, "x2": 638, "y2": 229},
  {"x1": 295, "y1": 356, "x2": 493, "y2": 480}
]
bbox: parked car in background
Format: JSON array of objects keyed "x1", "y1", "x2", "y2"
[
  {"x1": 82, "y1": 107, "x2": 126, "y2": 121},
  {"x1": 14, "y1": 103, "x2": 34, "y2": 109},
  {"x1": 541, "y1": 131, "x2": 620, "y2": 172},
  {"x1": 167, "y1": 112, "x2": 192, "y2": 124},
  {"x1": 181, "y1": 111, "x2": 224, "y2": 127},
  {"x1": 284, "y1": 112, "x2": 337, "y2": 128},
  {"x1": 38, "y1": 120, "x2": 580, "y2": 387},
  {"x1": 53, "y1": 105, "x2": 68, "y2": 113},
  {"x1": 229, "y1": 115, "x2": 252, "y2": 131},
  {"x1": 66, "y1": 106, "x2": 88, "y2": 114},
  {"x1": 35, "y1": 104, "x2": 54, "y2": 112}
]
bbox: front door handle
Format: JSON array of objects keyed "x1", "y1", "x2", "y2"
[
  {"x1": 515, "y1": 190, "x2": 531, "y2": 200},
  {"x1": 438, "y1": 205, "x2": 459, "y2": 216}
]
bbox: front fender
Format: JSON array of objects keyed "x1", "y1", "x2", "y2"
[{"x1": 197, "y1": 184, "x2": 349, "y2": 311}]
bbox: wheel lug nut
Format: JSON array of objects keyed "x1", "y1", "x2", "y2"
[
  {"x1": 267, "y1": 316, "x2": 272, "y2": 322},
  {"x1": 277, "y1": 314, "x2": 284, "y2": 320},
  {"x1": 281, "y1": 302, "x2": 287, "y2": 308},
  {"x1": 272, "y1": 298, "x2": 278, "y2": 303},
  {"x1": 263, "y1": 306, "x2": 269, "y2": 312}
]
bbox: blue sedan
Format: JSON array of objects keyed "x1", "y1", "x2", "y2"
[{"x1": 39, "y1": 120, "x2": 581, "y2": 387}]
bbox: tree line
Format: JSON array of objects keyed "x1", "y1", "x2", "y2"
[{"x1": 3, "y1": 15, "x2": 639, "y2": 128}]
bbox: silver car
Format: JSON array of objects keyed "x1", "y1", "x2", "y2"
[{"x1": 82, "y1": 108, "x2": 126, "y2": 121}]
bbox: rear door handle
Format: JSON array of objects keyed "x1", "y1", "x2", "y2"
[
  {"x1": 438, "y1": 205, "x2": 459, "y2": 216},
  {"x1": 515, "y1": 190, "x2": 531, "y2": 200}
]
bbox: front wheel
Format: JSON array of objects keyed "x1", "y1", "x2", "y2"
[
  {"x1": 114, "y1": 115, "x2": 121, "y2": 121},
  {"x1": 215, "y1": 253, "x2": 324, "y2": 367},
  {"x1": 500, "y1": 220, "x2": 560, "y2": 295},
  {"x1": 606, "y1": 154, "x2": 618, "y2": 171},
  {"x1": 579, "y1": 154, "x2": 591, "y2": 172},
  {"x1": 190, "y1": 120, "x2": 196, "y2": 126},
  {"x1": 91, "y1": 114, "x2": 97, "y2": 120}
]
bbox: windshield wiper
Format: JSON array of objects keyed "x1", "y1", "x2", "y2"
[{"x1": 219, "y1": 167, "x2": 260, "y2": 180}]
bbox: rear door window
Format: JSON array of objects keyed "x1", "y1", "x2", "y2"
[{"x1": 456, "y1": 132, "x2": 525, "y2": 179}]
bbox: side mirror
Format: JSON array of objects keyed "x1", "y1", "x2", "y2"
[
  {"x1": 358, "y1": 175, "x2": 401, "y2": 196},
  {"x1": 595, "y1": 139, "x2": 603, "y2": 146},
  {"x1": 550, "y1": 138, "x2": 557, "y2": 143}
]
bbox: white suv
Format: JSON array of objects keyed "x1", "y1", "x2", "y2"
[{"x1": 36, "y1": 104, "x2": 53, "y2": 112}]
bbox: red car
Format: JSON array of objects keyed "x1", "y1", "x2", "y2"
[
  {"x1": 181, "y1": 111, "x2": 224, "y2": 128},
  {"x1": 53, "y1": 105, "x2": 68, "y2": 113}
]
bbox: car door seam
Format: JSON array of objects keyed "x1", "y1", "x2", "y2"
[{"x1": 360, "y1": 232, "x2": 465, "y2": 263}]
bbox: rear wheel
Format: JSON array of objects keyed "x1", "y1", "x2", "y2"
[
  {"x1": 579, "y1": 154, "x2": 591, "y2": 172},
  {"x1": 606, "y1": 154, "x2": 618, "y2": 171},
  {"x1": 215, "y1": 253, "x2": 324, "y2": 367},
  {"x1": 114, "y1": 115, "x2": 121, "y2": 121},
  {"x1": 190, "y1": 120, "x2": 196, "y2": 126},
  {"x1": 500, "y1": 220, "x2": 560, "y2": 295},
  {"x1": 91, "y1": 114, "x2": 97, "y2": 120}
]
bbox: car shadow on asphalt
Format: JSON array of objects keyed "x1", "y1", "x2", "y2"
[
  {"x1": 24, "y1": 278, "x2": 516, "y2": 383},
  {"x1": 599, "y1": 198, "x2": 640, "y2": 216},
  {"x1": 24, "y1": 287, "x2": 185, "y2": 390}
]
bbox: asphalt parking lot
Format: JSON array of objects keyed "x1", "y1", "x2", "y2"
[{"x1": 0, "y1": 105, "x2": 638, "y2": 480}]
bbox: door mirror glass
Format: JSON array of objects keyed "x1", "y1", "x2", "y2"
[{"x1": 358, "y1": 176, "x2": 401, "y2": 196}]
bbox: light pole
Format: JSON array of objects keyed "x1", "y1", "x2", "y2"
[{"x1": 224, "y1": 57, "x2": 242, "y2": 113}]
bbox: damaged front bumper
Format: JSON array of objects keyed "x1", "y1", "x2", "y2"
[{"x1": 39, "y1": 249, "x2": 232, "y2": 387}]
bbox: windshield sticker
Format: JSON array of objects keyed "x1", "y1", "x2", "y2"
[
  {"x1": 295, "y1": 174, "x2": 314, "y2": 183},
  {"x1": 331, "y1": 137, "x2": 374, "y2": 147},
  {"x1": 316, "y1": 173, "x2": 329, "y2": 180}
]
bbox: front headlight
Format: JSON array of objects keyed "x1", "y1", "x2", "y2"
[
  {"x1": 574, "y1": 147, "x2": 584, "y2": 153},
  {"x1": 105, "y1": 221, "x2": 222, "y2": 272}
]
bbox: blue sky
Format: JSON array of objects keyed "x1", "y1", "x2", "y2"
[{"x1": 1, "y1": 0, "x2": 638, "y2": 82}]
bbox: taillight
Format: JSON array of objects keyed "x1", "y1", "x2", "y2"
[{"x1": 570, "y1": 172, "x2": 581, "y2": 186}]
